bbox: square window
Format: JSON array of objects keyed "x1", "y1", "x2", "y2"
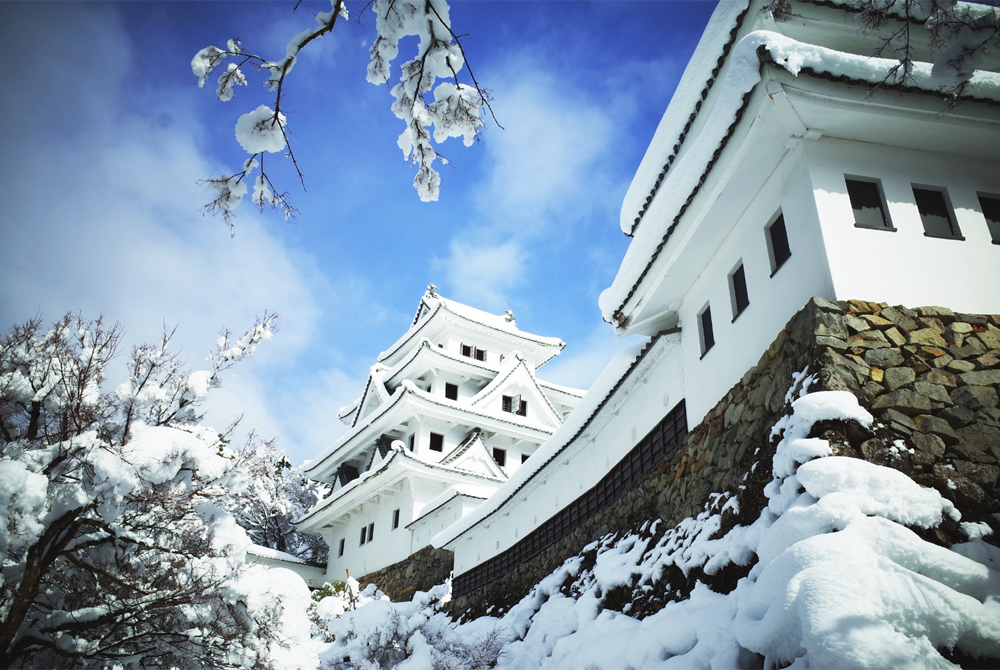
[
  {"x1": 360, "y1": 527, "x2": 367, "y2": 546},
  {"x1": 429, "y1": 432, "x2": 444, "y2": 452},
  {"x1": 729, "y1": 263, "x2": 749, "y2": 320},
  {"x1": 445, "y1": 383, "x2": 458, "y2": 401},
  {"x1": 493, "y1": 448, "x2": 506, "y2": 467},
  {"x1": 846, "y1": 177, "x2": 893, "y2": 229},
  {"x1": 502, "y1": 395, "x2": 513, "y2": 413},
  {"x1": 475, "y1": 347, "x2": 486, "y2": 362},
  {"x1": 517, "y1": 400, "x2": 527, "y2": 417},
  {"x1": 766, "y1": 213, "x2": 791, "y2": 276},
  {"x1": 367, "y1": 522, "x2": 374, "y2": 542},
  {"x1": 978, "y1": 194, "x2": 1000, "y2": 243},
  {"x1": 461, "y1": 344, "x2": 472, "y2": 357},
  {"x1": 338, "y1": 538, "x2": 345, "y2": 557},
  {"x1": 521, "y1": 453, "x2": 529, "y2": 464},
  {"x1": 392, "y1": 509, "x2": 400, "y2": 530},
  {"x1": 699, "y1": 305, "x2": 715, "y2": 357},
  {"x1": 913, "y1": 186, "x2": 962, "y2": 239}
]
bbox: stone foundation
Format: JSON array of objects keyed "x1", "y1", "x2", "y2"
[
  {"x1": 449, "y1": 298, "x2": 1000, "y2": 617},
  {"x1": 357, "y1": 545, "x2": 453, "y2": 602}
]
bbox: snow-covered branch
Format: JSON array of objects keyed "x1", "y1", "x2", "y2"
[{"x1": 194, "y1": 0, "x2": 492, "y2": 224}]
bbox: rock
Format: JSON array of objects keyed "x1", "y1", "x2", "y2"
[
  {"x1": 884, "y1": 367, "x2": 916, "y2": 391},
  {"x1": 922, "y1": 470, "x2": 992, "y2": 510},
  {"x1": 865, "y1": 348, "x2": 905, "y2": 368},
  {"x1": 908, "y1": 328, "x2": 948, "y2": 347},
  {"x1": 848, "y1": 330, "x2": 892, "y2": 349},
  {"x1": 952, "y1": 386, "x2": 999, "y2": 411},
  {"x1": 861, "y1": 314, "x2": 893, "y2": 328},
  {"x1": 907, "y1": 356, "x2": 932, "y2": 375},
  {"x1": 913, "y1": 414, "x2": 959, "y2": 444},
  {"x1": 946, "y1": 359, "x2": 976, "y2": 374},
  {"x1": 882, "y1": 307, "x2": 920, "y2": 332},
  {"x1": 914, "y1": 381, "x2": 951, "y2": 404},
  {"x1": 958, "y1": 369, "x2": 1000, "y2": 387},
  {"x1": 811, "y1": 297, "x2": 843, "y2": 313},
  {"x1": 879, "y1": 408, "x2": 919, "y2": 432},
  {"x1": 870, "y1": 368, "x2": 884, "y2": 383},
  {"x1": 911, "y1": 432, "x2": 946, "y2": 456},
  {"x1": 949, "y1": 321, "x2": 974, "y2": 334},
  {"x1": 844, "y1": 314, "x2": 870, "y2": 334},
  {"x1": 953, "y1": 461, "x2": 999, "y2": 487},
  {"x1": 956, "y1": 425, "x2": 1000, "y2": 453},
  {"x1": 976, "y1": 407, "x2": 1000, "y2": 427},
  {"x1": 937, "y1": 405, "x2": 975, "y2": 428},
  {"x1": 976, "y1": 353, "x2": 1000, "y2": 368},
  {"x1": 930, "y1": 354, "x2": 955, "y2": 369},
  {"x1": 921, "y1": 369, "x2": 958, "y2": 388},
  {"x1": 916, "y1": 306, "x2": 956, "y2": 323},
  {"x1": 978, "y1": 325, "x2": 1000, "y2": 350},
  {"x1": 816, "y1": 336, "x2": 848, "y2": 351},
  {"x1": 860, "y1": 439, "x2": 892, "y2": 466},
  {"x1": 871, "y1": 390, "x2": 932, "y2": 416},
  {"x1": 919, "y1": 317, "x2": 947, "y2": 333},
  {"x1": 884, "y1": 327, "x2": 907, "y2": 346}
]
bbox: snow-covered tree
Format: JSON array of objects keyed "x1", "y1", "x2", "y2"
[
  {"x1": 195, "y1": 0, "x2": 495, "y2": 224},
  {"x1": 225, "y1": 434, "x2": 330, "y2": 564},
  {"x1": 0, "y1": 313, "x2": 315, "y2": 669}
]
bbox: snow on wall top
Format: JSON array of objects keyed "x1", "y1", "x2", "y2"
[
  {"x1": 618, "y1": 0, "x2": 751, "y2": 237},
  {"x1": 601, "y1": 22, "x2": 1000, "y2": 324}
]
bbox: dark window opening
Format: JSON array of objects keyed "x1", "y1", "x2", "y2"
[
  {"x1": 392, "y1": 509, "x2": 400, "y2": 530},
  {"x1": 493, "y1": 448, "x2": 507, "y2": 467},
  {"x1": 359, "y1": 527, "x2": 367, "y2": 546},
  {"x1": 409, "y1": 434, "x2": 415, "y2": 451},
  {"x1": 521, "y1": 452, "x2": 529, "y2": 464},
  {"x1": 914, "y1": 187, "x2": 962, "y2": 239},
  {"x1": 730, "y1": 263, "x2": 749, "y2": 320},
  {"x1": 978, "y1": 194, "x2": 1000, "y2": 243},
  {"x1": 445, "y1": 383, "x2": 458, "y2": 401},
  {"x1": 461, "y1": 344, "x2": 487, "y2": 361},
  {"x1": 846, "y1": 178, "x2": 892, "y2": 229},
  {"x1": 338, "y1": 538, "x2": 345, "y2": 557},
  {"x1": 502, "y1": 395, "x2": 527, "y2": 416},
  {"x1": 367, "y1": 522, "x2": 374, "y2": 543},
  {"x1": 502, "y1": 395, "x2": 512, "y2": 413},
  {"x1": 517, "y1": 399, "x2": 527, "y2": 416},
  {"x1": 475, "y1": 348, "x2": 486, "y2": 361},
  {"x1": 700, "y1": 305, "x2": 715, "y2": 357},
  {"x1": 767, "y1": 213, "x2": 791, "y2": 275},
  {"x1": 461, "y1": 344, "x2": 472, "y2": 357},
  {"x1": 429, "y1": 432, "x2": 444, "y2": 452}
]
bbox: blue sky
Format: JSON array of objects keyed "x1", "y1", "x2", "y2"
[{"x1": 0, "y1": 0, "x2": 716, "y2": 465}]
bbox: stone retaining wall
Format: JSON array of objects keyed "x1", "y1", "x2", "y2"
[
  {"x1": 449, "y1": 298, "x2": 1000, "y2": 617},
  {"x1": 357, "y1": 545, "x2": 453, "y2": 602}
]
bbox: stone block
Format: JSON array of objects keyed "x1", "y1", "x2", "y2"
[
  {"x1": 930, "y1": 354, "x2": 955, "y2": 369},
  {"x1": 916, "y1": 306, "x2": 956, "y2": 323},
  {"x1": 976, "y1": 407, "x2": 1000, "y2": 426},
  {"x1": 913, "y1": 414, "x2": 959, "y2": 444},
  {"x1": 946, "y1": 360, "x2": 976, "y2": 374},
  {"x1": 921, "y1": 368, "x2": 958, "y2": 388},
  {"x1": 861, "y1": 314, "x2": 893, "y2": 329},
  {"x1": 811, "y1": 297, "x2": 842, "y2": 313},
  {"x1": 913, "y1": 381, "x2": 951, "y2": 404},
  {"x1": 956, "y1": 313, "x2": 988, "y2": 325},
  {"x1": 976, "y1": 353, "x2": 1000, "y2": 368},
  {"x1": 978, "y1": 325, "x2": 1000, "y2": 350},
  {"x1": 908, "y1": 328, "x2": 948, "y2": 347},
  {"x1": 958, "y1": 369, "x2": 1000, "y2": 387},
  {"x1": 919, "y1": 317, "x2": 947, "y2": 333},
  {"x1": 956, "y1": 425, "x2": 1000, "y2": 453},
  {"x1": 937, "y1": 405, "x2": 975, "y2": 428},
  {"x1": 816, "y1": 336, "x2": 848, "y2": 351},
  {"x1": 871, "y1": 389, "x2": 932, "y2": 416},
  {"x1": 953, "y1": 461, "x2": 999, "y2": 487},
  {"x1": 844, "y1": 314, "x2": 870, "y2": 334},
  {"x1": 884, "y1": 328, "x2": 907, "y2": 346},
  {"x1": 884, "y1": 367, "x2": 916, "y2": 391},
  {"x1": 949, "y1": 321, "x2": 974, "y2": 335},
  {"x1": 848, "y1": 330, "x2": 891, "y2": 350},
  {"x1": 882, "y1": 307, "x2": 919, "y2": 332},
  {"x1": 952, "y1": 386, "x2": 999, "y2": 411},
  {"x1": 911, "y1": 432, "x2": 946, "y2": 457},
  {"x1": 865, "y1": 348, "x2": 904, "y2": 368},
  {"x1": 860, "y1": 439, "x2": 892, "y2": 466},
  {"x1": 880, "y1": 408, "x2": 918, "y2": 432}
]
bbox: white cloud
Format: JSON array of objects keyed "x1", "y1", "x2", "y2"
[{"x1": 433, "y1": 241, "x2": 526, "y2": 313}]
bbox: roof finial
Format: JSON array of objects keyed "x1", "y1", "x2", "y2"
[
  {"x1": 505, "y1": 310, "x2": 515, "y2": 323},
  {"x1": 426, "y1": 283, "x2": 438, "y2": 297}
]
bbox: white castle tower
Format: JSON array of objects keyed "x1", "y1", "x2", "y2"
[{"x1": 296, "y1": 285, "x2": 584, "y2": 580}]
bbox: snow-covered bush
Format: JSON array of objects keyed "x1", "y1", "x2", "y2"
[{"x1": 0, "y1": 312, "x2": 317, "y2": 669}]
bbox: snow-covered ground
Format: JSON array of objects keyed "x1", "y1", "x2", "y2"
[{"x1": 308, "y1": 390, "x2": 1000, "y2": 669}]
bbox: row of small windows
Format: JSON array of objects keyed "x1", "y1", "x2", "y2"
[
  {"x1": 491, "y1": 447, "x2": 530, "y2": 468},
  {"x1": 846, "y1": 176, "x2": 1000, "y2": 243},
  {"x1": 501, "y1": 394, "x2": 528, "y2": 416},
  {"x1": 336, "y1": 508, "x2": 403, "y2": 557},
  {"x1": 461, "y1": 343, "x2": 487, "y2": 361}
]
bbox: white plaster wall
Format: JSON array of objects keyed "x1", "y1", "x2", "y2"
[
  {"x1": 323, "y1": 482, "x2": 414, "y2": 580},
  {"x1": 677, "y1": 144, "x2": 835, "y2": 428},
  {"x1": 807, "y1": 138, "x2": 1000, "y2": 314},
  {"x1": 450, "y1": 340, "x2": 686, "y2": 575}
]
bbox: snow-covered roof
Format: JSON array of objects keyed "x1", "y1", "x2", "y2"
[
  {"x1": 296, "y1": 443, "x2": 503, "y2": 530},
  {"x1": 600, "y1": 0, "x2": 1000, "y2": 327},
  {"x1": 433, "y1": 332, "x2": 670, "y2": 548},
  {"x1": 379, "y1": 289, "x2": 565, "y2": 367}
]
